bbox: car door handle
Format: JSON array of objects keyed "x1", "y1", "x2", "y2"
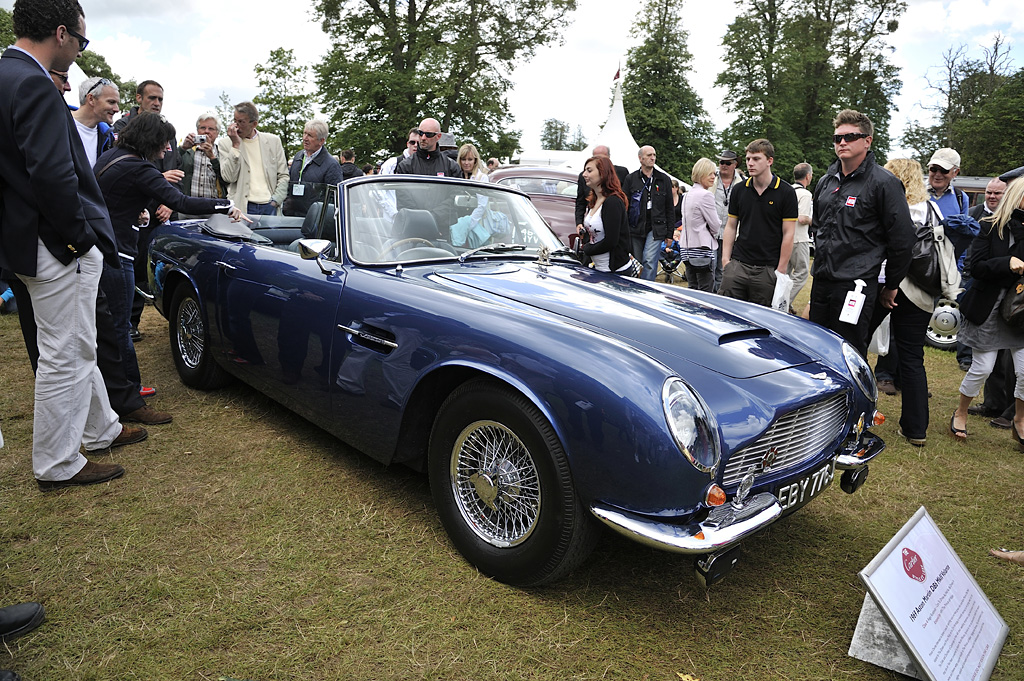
[
  {"x1": 214, "y1": 260, "x2": 238, "y2": 271},
  {"x1": 338, "y1": 324, "x2": 399, "y2": 350}
]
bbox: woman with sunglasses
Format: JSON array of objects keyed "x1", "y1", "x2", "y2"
[{"x1": 951, "y1": 177, "x2": 1024, "y2": 448}]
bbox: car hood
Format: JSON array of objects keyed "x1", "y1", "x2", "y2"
[{"x1": 434, "y1": 263, "x2": 815, "y2": 379}]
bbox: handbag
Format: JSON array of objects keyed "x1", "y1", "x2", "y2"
[
  {"x1": 616, "y1": 253, "x2": 642, "y2": 277},
  {"x1": 1000, "y1": 277, "x2": 1024, "y2": 328},
  {"x1": 680, "y1": 192, "x2": 713, "y2": 271},
  {"x1": 908, "y1": 203, "x2": 940, "y2": 295}
]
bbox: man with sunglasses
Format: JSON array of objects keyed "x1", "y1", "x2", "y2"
[
  {"x1": 72, "y1": 75, "x2": 118, "y2": 167},
  {"x1": 809, "y1": 109, "x2": 915, "y2": 357},
  {"x1": 380, "y1": 128, "x2": 419, "y2": 175},
  {"x1": 0, "y1": 0, "x2": 139, "y2": 491},
  {"x1": 394, "y1": 118, "x2": 460, "y2": 177},
  {"x1": 712, "y1": 150, "x2": 745, "y2": 292}
]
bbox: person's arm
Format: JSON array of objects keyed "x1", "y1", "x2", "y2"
[
  {"x1": 217, "y1": 136, "x2": 241, "y2": 183},
  {"x1": 323, "y1": 158, "x2": 346, "y2": 186},
  {"x1": 721, "y1": 216, "x2": 738, "y2": 265},
  {"x1": 137, "y1": 162, "x2": 234, "y2": 216},
  {"x1": 698, "y1": 190, "x2": 721, "y2": 238},
  {"x1": 777, "y1": 220, "x2": 795, "y2": 273},
  {"x1": 17, "y1": 78, "x2": 96, "y2": 257},
  {"x1": 271, "y1": 139, "x2": 290, "y2": 206},
  {"x1": 797, "y1": 190, "x2": 813, "y2": 225}
]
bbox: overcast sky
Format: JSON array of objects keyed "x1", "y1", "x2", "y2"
[{"x1": 2, "y1": 0, "x2": 1019, "y2": 161}]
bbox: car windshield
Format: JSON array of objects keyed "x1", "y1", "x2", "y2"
[{"x1": 344, "y1": 178, "x2": 564, "y2": 264}]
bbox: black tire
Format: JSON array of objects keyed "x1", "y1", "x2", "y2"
[
  {"x1": 169, "y1": 285, "x2": 231, "y2": 390},
  {"x1": 428, "y1": 378, "x2": 599, "y2": 586}
]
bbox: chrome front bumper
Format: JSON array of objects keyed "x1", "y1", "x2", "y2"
[
  {"x1": 835, "y1": 431, "x2": 885, "y2": 470},
  {"x1": 591, "y1": 492, "x2": 782, "y2": 555}
]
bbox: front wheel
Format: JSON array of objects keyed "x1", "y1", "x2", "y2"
[
  {"x1": 428, "y1": 378, "x2": 599, "y2": 586},
  {"x1": 169, "y1": 285, "x2": 230, "y2": 390}
]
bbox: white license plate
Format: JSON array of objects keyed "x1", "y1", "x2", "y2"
[{"x1": 775, "y1": 458, "x2": 836, "y2": 512}]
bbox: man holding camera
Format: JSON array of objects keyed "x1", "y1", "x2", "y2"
[{"x1": 178, "y1": 112, "x2": 225, "y2": 200}]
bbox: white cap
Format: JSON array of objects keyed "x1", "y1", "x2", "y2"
[{"x1": 928, "y1": 148, "x2": 961, "y2": 170}]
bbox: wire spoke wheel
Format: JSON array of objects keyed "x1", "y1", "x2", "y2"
[
  {"x1": 176, "y1": 295, "x2": 205, "y2": 370},
  {"x1": 451, "y1": 420, "x2": 541, "y2": 548}
]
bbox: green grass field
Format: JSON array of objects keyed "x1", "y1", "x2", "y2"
[{"x1": 1, "y1": 285, "x2": 1021, "y2": 680}]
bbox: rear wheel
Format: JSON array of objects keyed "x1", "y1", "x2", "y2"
[
  {"x1": 428, "y1": 378, "x2": 599, "y2": 586},
  {"x1": 169, "y1": 285, "x2": 230, "y2": 389}
]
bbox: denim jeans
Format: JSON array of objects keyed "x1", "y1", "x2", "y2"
[
  {"x1": 247, "y1": 201, "x2": 278, "y2": 216},
  {"x1": 101, "y1": 256, "x2": 142, "y2": 390},
  {"x1": 641, "y1": 231, "x2": 661, "y2": 281}
]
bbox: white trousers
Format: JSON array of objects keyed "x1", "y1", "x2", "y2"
[
  {"x1": 17, "y1": 242, "x2": 120, "y2": 480},
  {"x1": 959, "y1": 346, "x2": 1024, "y2": 401}
]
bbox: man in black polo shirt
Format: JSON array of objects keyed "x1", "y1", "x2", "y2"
[{"x1": 720, "y1": 139, "x2": 797, "y2": 306}]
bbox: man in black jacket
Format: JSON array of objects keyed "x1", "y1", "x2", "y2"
[
  {"x1": 395, "y1": 118, "x2": 460, "y2": 177},
  {"x1": 622, "y1": 145, "x2": 674, "y2": 280},
  {"x1": 340, "y1": 149, "x2": 364, "y2": 180},
  {"x1": 0, "y1": 0, "x2": 141, "y2": 490},
  {"x1": 809, "y1": 109, "x2": 915, "y2": 356}
]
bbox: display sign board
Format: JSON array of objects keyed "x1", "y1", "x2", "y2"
[{"x1": 852, "y1": 507, "x2": 1008, "y2": 681}]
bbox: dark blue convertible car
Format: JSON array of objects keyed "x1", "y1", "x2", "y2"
[{"x1": 148, "y1": 177, "x2": 884, "y2": 587}]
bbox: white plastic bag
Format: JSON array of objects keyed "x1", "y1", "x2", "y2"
[
  {"x1": 868, "y1": 314, "x2": 890, "y2": 356},
  {"x1": 772, "y1": 271, "x2": 792, "y2": 312}
]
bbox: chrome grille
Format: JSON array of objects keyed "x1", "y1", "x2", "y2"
[{"x1": 721, "y1": 393, "x2": 850, "y2": 488}]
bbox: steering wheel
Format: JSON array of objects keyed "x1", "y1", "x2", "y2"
[{"x1": 379, "y1": 237, "x2": 435, "y2": 261}]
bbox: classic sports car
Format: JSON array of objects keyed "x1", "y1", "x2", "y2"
[{"x1": 148, "y1": 177, "x2": 884, "y2": 587}]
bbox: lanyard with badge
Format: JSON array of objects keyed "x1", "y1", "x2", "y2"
[
  {"x1": 294, "y1": 154, "x2": 311, "y2": 196},
  {"x1": 643, "y1": 175, "x2": 652, "y2": 210}
]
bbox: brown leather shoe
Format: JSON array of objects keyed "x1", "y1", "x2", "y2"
[
  {"x1": 991, "y1": 416, "x2": 1013, "y2": 430},
  {"x1": 122, "y1": 405, "x2": 172, "y2": 425},
  {"x1": 86, "y1": 424, "x2": 148, "y2": 454},
  {"x1": 37, "y1": 460, "x2": 125, "y2": 492},
  {"x1": 876, "y1": 379, "x2": 897, "y2": 396}
]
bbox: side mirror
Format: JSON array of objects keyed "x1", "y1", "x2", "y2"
[{"x1": 297, "y1": 238, "x2": 337, "y2": 275}]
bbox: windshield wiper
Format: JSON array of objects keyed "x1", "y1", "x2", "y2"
[{"x1": 458, "y1": 243, "x2": 527, "y2": 262}]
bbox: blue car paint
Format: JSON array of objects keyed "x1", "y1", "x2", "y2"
[{"x1": 148, "y1": 179, "x2": 880, "y2": 553}]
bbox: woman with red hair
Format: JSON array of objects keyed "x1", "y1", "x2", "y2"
[{"x1": 577, "y1": 156, "x2": 633, "y2": 273}]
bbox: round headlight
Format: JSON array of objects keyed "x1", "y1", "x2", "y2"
[
  {"x1": 842, "y1": 342, "x2": 877, "y2": 403},
  {"x1": 662, "y1": 378, "x2": 721, "y2": 474}
]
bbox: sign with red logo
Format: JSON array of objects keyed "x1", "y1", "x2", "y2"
[
  {"x1": 845, "y1": 195, "x2": 857, "y2": 207},
  {"x1": 901, "y1": 547, "x2": 926, "y2": 582},
  {"x1": 854, "y1": 507, "x2": 1008, "y2": 681}
]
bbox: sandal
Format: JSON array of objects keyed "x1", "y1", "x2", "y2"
[
  {"x1": 1013, "y1": 423, "x2": 1024, "y2": 452},
  {"x1": 949, "y1": 412, "x2": 968, "y2": 440}
]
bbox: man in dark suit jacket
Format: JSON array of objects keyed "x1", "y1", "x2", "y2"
[
  {"x1": 574, "y1": 145, "x2": 629, "y2": 237},
  {"x1": 0, "y1": 0, "x2": 142, "y2": 491}
]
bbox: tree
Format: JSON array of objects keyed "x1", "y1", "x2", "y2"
[
  {"x1": 215, "y1": 91, "x2": 234, "y2": 137},
  {"x1": 1, "y1": 8, "x2": 14, "y2": 50},
  {"x1": 541, "y1": 119, "x2": 568, "y2": 150},
  {"x1": 900, "y1": 36, "x2": 1013, "y2": 171},
  {"x1": 75, "y1": 50, "x2": 135, "y2": 113},
  {"x1": 953, "y1": 68, "x2": 1024, "y2": 176},
  {"x1": 622, "y1": 0, "x2": 714, "y2": 177},
  {"x1": 716, "y1": 0, "x2": 906, "y2": 172},
  {"x1": 313, "y1": 0, "x2": 575, "y2": 163},
  {"x1": 254, "y1": 48, "x2": 314, "y2": 158}
]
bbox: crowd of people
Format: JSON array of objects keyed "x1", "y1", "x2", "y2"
[{"x1": 1, "y1": 0, "x2": 1023, "y2": 667}]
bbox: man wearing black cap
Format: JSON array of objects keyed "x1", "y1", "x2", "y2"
[{"x1": 712, "y1": 150, "x2": 745, "y2": 292}]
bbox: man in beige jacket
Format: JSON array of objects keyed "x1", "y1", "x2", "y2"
[{"x1": 217, "y1": 101, "x2": 288, "y2": 215}]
